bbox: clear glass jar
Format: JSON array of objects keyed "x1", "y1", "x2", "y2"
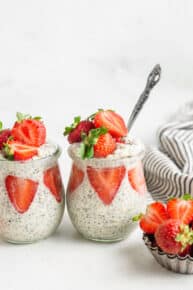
[
  {"x1": 0, "y1": 145, "x2": 65, "y2": 244},
  {"x1": 67, "y1": 148, "x2": 147, "y2": 242}
]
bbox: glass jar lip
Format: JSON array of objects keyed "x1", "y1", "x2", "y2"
[
  {"x1": 68, "y1": 144, "x2": 145, "y2": 168},
  {"x1": 0, "y1": 142, "x2": 62, "y2": 164}
]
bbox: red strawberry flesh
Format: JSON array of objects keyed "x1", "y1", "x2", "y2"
[
  {"x1": 94, "y1": 110, "x2": 128, "y2": 138},
  {"x1": 94, "y1": 133, "x2": 116, "y2": 158},
  {"x1": 5, "y1": 175, "x2": 38, "y2": 213},
  {"x1": 155, "y1": 219, "x2": 193, "y2": 255},
  {"x1": 139, "y1": 202, "x2": 168, "y2": 234},
  {"x1": 67, "y1": 163, "x2": 84, "y2": 193},
  {"x1": 44, "y1": 166, "x2": 63, "y2": 202},
  {"x1": 12, "y1": 119, "x2": 46, "y2": 147},
  {"x1": 167, "y1": 198, "x2": 193, "y2": 225},
  {"x1": 87, "y1": 166, "x2": 126, "y2": 205}
]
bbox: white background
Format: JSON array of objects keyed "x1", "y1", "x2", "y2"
[{"x1": 0, "y1": 1, "x2": 193, "y2": 289}]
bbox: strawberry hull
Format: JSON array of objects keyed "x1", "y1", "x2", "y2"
[
  {"x1": 0, "y1": 144, "x2": 65, "y2": 244},
  {"x1": 67, "y1": 140, "x2": 147, "y2": 242}
]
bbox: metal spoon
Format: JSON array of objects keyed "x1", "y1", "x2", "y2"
[{"x1": 127, "y1": 64, "x2": 161, "y2": 131}]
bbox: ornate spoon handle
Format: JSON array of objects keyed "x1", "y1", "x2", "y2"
[{"x1": 127, "y1": 64, "x2": 161, "y2": 131}]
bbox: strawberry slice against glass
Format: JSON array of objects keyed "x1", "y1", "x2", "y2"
[
  {"x1": 5, "y1": 175, "x2": 39, "y2": 214},
  {"x1": 43, "y1": 166, "x2": 63, "y2": 202},
  {"x1": 87, "y1": 166, "x2": 126, "y2": 205},
  {"x1": 128, "y1": 161, "x2": 147, "y2": 195},
  {"x1": 67, "y1": 163, "x2": 84, "y2": 194},
  {"x1": 94, "y1": 110, "x2": 128, "y2": 138}
]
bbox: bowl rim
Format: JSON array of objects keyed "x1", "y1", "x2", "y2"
[{"x1": 143, "y1": 233, "x2": 193, "y2": 262}]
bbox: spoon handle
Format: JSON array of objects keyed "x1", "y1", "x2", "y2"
[{"x1": 127, "y1": 64, "x2": 161, "y2": 131}]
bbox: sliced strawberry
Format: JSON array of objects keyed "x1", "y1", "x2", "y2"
[
  {"x1": 94, "y1": 133, "x2": 116, "y2": 158},
  {"x1": 167, "y1": 197, "x2": 193, "y2": 224},
  {"x1": 128, "y1": 161, "x2": 147, "y2": 195},
  {"x1": 139, "y1": 202, "x2": 168, "y2": 234},
  {"x1": 94, "y1": 110, "x2": 128, "y2": 138},
  {"x1": 87, "y1": 166, "x2": 126, "y2": 205},
  {"x1": 67, "y1": 120, "x2": 94, "y2": 144},
  {"x1": 5, "y1": 175, "x2": 38, "y2": 213},
  {"x1": 67, "y1": 163, "x2": 84, "y2": 193},
  {"x1": 12, "y1": 119, "x2": 46, "y2": 147},
  {"x1": 43, "y1": 166, "x2": 63, "y2": 202},
  {"x1": 3, "y1": 140, "x2": 38, "y2": 161},
  {"x1": 0, "y1": 129, "x2": 11, "y2": 149}
]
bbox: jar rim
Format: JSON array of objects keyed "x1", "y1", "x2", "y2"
[{"x1": 68, "y1": 144, "x2": 145, "y2": 168}]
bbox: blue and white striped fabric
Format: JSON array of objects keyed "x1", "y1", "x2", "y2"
[{"x1": 143, "y1": 103, "x2": 193, "y2": 202}]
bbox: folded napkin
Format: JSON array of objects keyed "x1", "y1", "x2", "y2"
[{"x1": 143, "y1": 102, "x2": 193, "y2": 202}]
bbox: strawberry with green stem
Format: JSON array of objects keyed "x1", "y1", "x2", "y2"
[
  {"x1": 80, "y1": 127, "x2": 116, "y2": 159},
  {"x1": 0, "y1": 121, "x2": 11, "y2": 150},
  {"x1": 64, "y1": 116, "x2": 94, "y2": 144},
  {"x1": 11, "y1": 112, "x2": 46, "y2": 147},
  {"x1": 155, "y1": 219, "x2": 193, "y2": 255}
]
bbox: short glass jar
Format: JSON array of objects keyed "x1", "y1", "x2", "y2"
[
  {"x1": 0, "y1": 145, "x2": 65, "y2": 244},
  {"x1": 67, "y1": 145, "x2": 147, "y2": 242}
]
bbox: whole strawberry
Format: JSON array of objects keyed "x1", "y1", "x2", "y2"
[
  {"x1": 155, "y1": 219, "x2": 193, "y2": 255},
  {"x1": 64, "y1": 117, "x2": 94, "y2": 144},
  {"x1": 0, "y1": 126, "x2": 11, "y2": 150},
  {"x1": 11, "y1": 112, "x2": 46, "y2": 147}
]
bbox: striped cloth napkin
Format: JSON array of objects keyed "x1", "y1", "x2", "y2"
[{"x1": 143, "y1": 102, "x2": 193, "y2": 202}]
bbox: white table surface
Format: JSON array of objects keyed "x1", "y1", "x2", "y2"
[{"x1": 1, "y1": 0, "x2": 193, "y2": 289}]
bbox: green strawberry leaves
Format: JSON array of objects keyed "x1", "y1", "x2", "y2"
[
  {"x1": 80, "y1": 127, "x2": 108, "y2": 159},
  {"x1": 16, "y1": 112, "x2": 42, "y2": 123},
  {"x1": 64, "y1": 116, "x2": 81, "y2": 136},
  {"x1": 0, "y1": 121, "x2": 3, "y2": 131}
]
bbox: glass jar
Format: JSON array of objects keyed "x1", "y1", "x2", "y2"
[
  {"x1": 66, "y1": 147, "x2": 147, "y2": 242},
  {"x1": 0, "y1": 145, "x2": 65, "y2": 244}
]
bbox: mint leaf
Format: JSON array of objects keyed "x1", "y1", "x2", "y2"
[
  {"x1": 63, "y1": 116, "x2": 81, "y2": 136},
  {"x1": 80, "y1": 127, "x2": 108, "y2": 159}
]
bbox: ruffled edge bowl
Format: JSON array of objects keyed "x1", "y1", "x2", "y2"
[{"x1": 143, "y1": 234, "x2": 193, "y2": 274}]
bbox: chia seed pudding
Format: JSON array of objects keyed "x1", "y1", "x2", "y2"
[
  {"x1": 0, "y1": 142, "x2": 65, "y2": 244},
  {"x1": 66, "y1": 137, "x2": 147, "y2": 242}
]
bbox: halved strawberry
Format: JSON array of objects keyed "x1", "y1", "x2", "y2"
[
  {"x1": 43, "y1": 166, "x2": 63, "y2": 202},
  {"x1": 87, "y1": 166, "x2": 126, "y2": 205},
  {"x1": 5, "y1": 175, "x2": 38, "y2": 213},
  {"x1": 12, "y1": 113, "x2": 46, "y2": 147},
  {"x1": 3, "y1": 140, "x2": 38, "y2": 161},
  {"x1": 94, "y1": 133, "x2": 116, "y2": 158},
  {"x1": 139, "y1": 202, "x2": 168, "y2": 234},
  {"x1": 128, "y1": 161, "x2": 147, "y2": 195},
  {"x1": 67, "y1": 163, "x2": 84, "y2": 193},
  {"x1": 94, "y1": 110, "x2": 128, "y2": 138},
  {"x1": 167, "y1": 196, "x2": 193, "y2": 225}
]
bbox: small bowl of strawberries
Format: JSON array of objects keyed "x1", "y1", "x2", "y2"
[{"x1": 138, "y1": 195, "x2": 193, "y2": 274}]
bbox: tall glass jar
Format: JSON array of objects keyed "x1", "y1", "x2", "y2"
[
  {"x1": 0, "y1": 145, "x2": 65, "y2": 244},
  {"x1": 67, "y1": 145, "x2": 147, "y2": 242}
]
